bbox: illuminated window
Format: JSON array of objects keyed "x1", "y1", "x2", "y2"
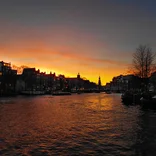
[{"x1": 4, "y1": 63, "x2": 11, "y2": 67}]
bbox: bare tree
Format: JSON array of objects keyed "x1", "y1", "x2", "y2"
[
  {"x1": 132, "y1": 45, "x2": 155, "y2": 78},
  {"x1": 12, "y1": 65, "x2": 30, "y2": 74}
]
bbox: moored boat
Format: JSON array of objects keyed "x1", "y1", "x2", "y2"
[
  {"x1": 105, "y1": 90, "x2": 111, "y2": 94},
  {"x1": 140, "y1": 95, "x2": 156, "y2": 109},
  {"x1": 52, "y1": 91, "x2": 71, "y2": 96},
  {"x1": 121, "y1": 91, "x2": 141, "y2": 104},
  {"x1": 21, "y1": 90, "x2": 45, "y2": 95}
]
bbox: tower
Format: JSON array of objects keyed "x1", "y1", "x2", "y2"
[
  {"x1": 76, "y1": 73, "x2": 81, "y2": 90},
  {"x1": 98, "y1": 76, "x2": 101, "y2": 90},
  {"x1": 77, "y1": 73, "x2": 80, "y2": 79}
]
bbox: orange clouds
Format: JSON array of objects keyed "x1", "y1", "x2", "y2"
[
  {"x1": 1, "y1": 41, "x2": 129, "y2": 85},
  {"x1": 0, "y1": 24, "x2": 131, "y2": 85}
]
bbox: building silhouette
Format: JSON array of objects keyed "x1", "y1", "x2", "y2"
[
  {"x1": 0, "y1": 60, "x2": 101, "y2": 95},
  {"x1": 98, "y1": 76, "x2": 101, "y2": 90},
  {"x1": 0, "y1": 61, "x2": 17, "y2": 96}
]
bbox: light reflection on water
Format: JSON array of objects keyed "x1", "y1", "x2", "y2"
[{"x1": 0, "y1": 93, "x2": 156, "y2": 155}]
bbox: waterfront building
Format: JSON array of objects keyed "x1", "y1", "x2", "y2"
[
  {"x1": 44, "y1": 72, "x2": 56, "y2": 92},
  {"x1": 66, "y1": 73, "x2": 97, "y2": 91},
  {"x1": 22, "y1": 68, "x2": 37, "y2": 91},
  {"x1": 0, "y1": 61, "x2": 17, "y2": 96},
  {"x1": 0, "y1": 61, "x2": 11, "y2": 75},
  {"x1": 15, "y1": 75, "x2": 25, "y2": 93},
  {"x1": 66, "y1": 73, "x2": 85, "y2": 91},
  {"x1": 21, "y1": 68, "x2": 56, "y2": 93},
  {"x1": 106, "y1": 74, "x2": 142, "y2": 92}
]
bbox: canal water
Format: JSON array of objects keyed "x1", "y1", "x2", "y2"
[{"x1": 0, "y1": 93, "x2": 156, "y2": 155}]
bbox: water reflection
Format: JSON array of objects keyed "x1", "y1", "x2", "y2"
[
  {"x1": 134, "y1": 110, "x2": 156, "y2": 155},
  {"x1": 0, "y1": 93, "x2": 156, "y2": 155}
]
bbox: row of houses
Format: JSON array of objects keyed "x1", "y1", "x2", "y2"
[
  {"x1": 0, "y1": 61, "x2": 100, "y2": 96},
  {"x1": 105, "y1": 73, "x2": 156, "y2": 92}
]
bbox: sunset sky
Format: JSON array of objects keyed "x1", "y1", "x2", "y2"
[{"x1": 1, "y1": 0, "x2": 156, "y2": 85}]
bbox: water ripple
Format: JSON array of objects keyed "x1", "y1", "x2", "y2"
[{"x1": 0, "y1": 93, "x2": 156, "y2": 155}]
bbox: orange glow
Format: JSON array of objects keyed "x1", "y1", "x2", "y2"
[
  {"x1": 1, "y1": 25, "x2": 130, "y2": 85},
  {"x1": 1, "y1": 44, "x2": 129, "y2": 85}
]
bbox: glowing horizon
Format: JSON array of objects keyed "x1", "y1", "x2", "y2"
[
  {"x1": 1, "y1": 1, "x2": 156, "y2": 85},
  {"x1": 10, "y1": 60, "x2": 128, "y2": 85}
]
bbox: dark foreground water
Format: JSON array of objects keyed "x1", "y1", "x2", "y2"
[{"x1": 0, "y1": 93, "x2": 156, "y2": 156}]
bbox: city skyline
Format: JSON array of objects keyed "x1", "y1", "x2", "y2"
[
  {"x1": 1, "y1": 0, "x2": 156, "y2": 84},
  {"x1": 10, "y1": 60, "x2": 99, "y2": 84}
]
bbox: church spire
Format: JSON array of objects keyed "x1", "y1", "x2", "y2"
[
  {"x1": 77, "y1": 73, "x2": 80, "y2": 79},
  {"x1": 98, "y1": 76, "x2": 101, "y2": 90},
  {"x1": 98, "y1": 76, "x2": 101, "y2": 86}
]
